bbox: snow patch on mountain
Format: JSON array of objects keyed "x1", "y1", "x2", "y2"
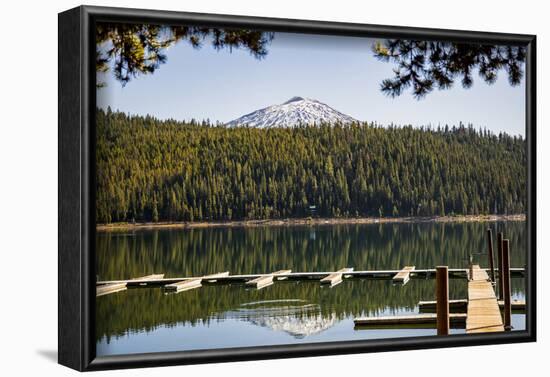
[{"x1": 226, "y1": 96, "x2": 359, "y2": 128}]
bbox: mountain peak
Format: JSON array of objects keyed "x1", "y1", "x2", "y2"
[{"x1": 227, "y1": 97, "x2": 359, "y2": 128}]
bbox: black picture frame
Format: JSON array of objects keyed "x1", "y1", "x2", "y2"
[{"x1": 58, "y1": 5, "x2": 537, "y2": 371}]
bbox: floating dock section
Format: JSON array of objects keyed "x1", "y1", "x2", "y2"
[
  {"x1": 164, "y1": 272, "x2": 230, "y2": 293},
  {"x1": 418, "y1": 299, "x2": 525, "y2": 313},
  {"x1": 96, "y1": 264, "x2": 522, "y2": 336},
  {"x1": 354, "y1": 313, "x2": 467, "y2": 328},
  {"x1": 320, "y1": 268, "x2": 354, "y2": 287},
  {"x1": 96, "y1": 274, "x2": 165, "y2": 297},
  {"x1": 392, "y1": 266, "x2": 415, "y2": 285},
  {"x1": 245, "y1": 270, "x2": 292, "y2": 290}
]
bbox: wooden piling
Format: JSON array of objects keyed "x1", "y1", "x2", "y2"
[
  {"x1": 487, "y1": 228, "x2": 495, "y2": 282},
  {"x1": 497, "y1": 232, "x2": 504, "y2": 300},
  {"x1": 436, "y1": 266, "x2": 450, "y2": 335},
  {"x1": 502, "y1": 239, "x2": 512, "y2": 330}
]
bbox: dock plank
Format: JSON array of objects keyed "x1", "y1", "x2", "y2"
[
  {"x1": 498, "y1": 300, "x2": 525, "y2": 310},
  {"x1": 393, "y1": 266, "x2": 415, "y2": 285},
  {"x1": 246, "y1": 270, "x2": 292, "y2": 290},
  {"x1": 97, "y1": 274, "x2": 165, "y2": 297},
  {"x1": 133, "y1": 274, "x2": 165, "y2": 285},
  {"x1": 164, "y1": 278, "x2": 202, "y2": 293},
  {"x1": 96, "y1": 282, "x2": 127, "y2": 297},
  {"x1": 354, "y1": 313, "x2": 467, "y2": 327},
  {"x1": 419, "y1": 299, "x2": 468, "y2": 312},
  {"x1": 320, "y1": 268, "x2": 354, "y2": 287},
  {"x1": 164, "y1": 272, "x2": 230, "y2": 293},
  {"x1": 419, "y1": 299, "x2": 525, "y2": 312},
  {"x1": 202, "y1": 271, "x2": 230, "y2": 282},
  {"x1": 466, "y1": 265, "x2": 504, "y2": 333}
]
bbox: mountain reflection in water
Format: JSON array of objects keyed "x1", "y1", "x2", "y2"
[{"x1": 227, "y1": 300, "x2": 334, "y2": 338}]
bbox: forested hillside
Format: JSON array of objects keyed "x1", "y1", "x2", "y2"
[{"x1": 96, "y1": 109, "x2": 526, "y2": 224}]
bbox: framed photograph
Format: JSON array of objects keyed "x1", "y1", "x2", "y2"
[{"x1": 58, "y1": 5, "x2": 536, "y2": 371}]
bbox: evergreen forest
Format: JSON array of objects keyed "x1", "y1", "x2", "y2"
[{"x1": 96, "y1": 109, "x2": 526, "y2": 224}]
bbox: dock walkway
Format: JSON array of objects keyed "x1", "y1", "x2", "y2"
[{"x1": 466, "y1": 265, "x2": 504, "y2": 333}]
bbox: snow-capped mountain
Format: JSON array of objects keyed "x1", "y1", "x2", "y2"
[{"x1": 226, "y1": 96, "x2": 359, "y2": 128}]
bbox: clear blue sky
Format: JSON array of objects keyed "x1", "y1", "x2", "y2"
[{"x1": 97, "y1": 31, "x2": 525, "y2": 136}]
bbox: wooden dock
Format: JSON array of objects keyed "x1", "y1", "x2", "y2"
[
  {"x1": 97, "y1": 274, "x2": 165, "y2": 297},
  {"x1": 164, "y1": 278, "x2": 202, "y2": 293},
  {"x1": 245, "y1": 270, "x2": 292, "y2": 289},
  {"x1": 96, "y1": 268, "x2": 524, "y2": 287},
  {"x1": 202, "y1": 272, "x2": 230, "y2": 283},
  {"x1": 96, "y1": 257, "x2": 520, "y2": 337},
  {"x1": 466, "y1": 265, "x2": 505, "y2": 333},
  {"x1": 320, "y1": 268, "x2": 353, "y2": 287},
  {"x1": 418, "y1": 299, "x2": 525, "y2": 312},
  {"x1": 96, "y1": 282, "x2": 127, "y2": 297},
  {"x1": 164, "y1": 272, "x2": 230, "y2": 293},
  {"x1": 393, "y1": 266, "x2": 415, "y2": 285},
  {"x1": 354, "y1": 313, "x2": 467, "y2": 328},
  {"x1": 133, "y1": 274, "x2": 165, "y2": 284},
  {"x1": 95, "y1": 225, "x2": 520, "y2": 334}
]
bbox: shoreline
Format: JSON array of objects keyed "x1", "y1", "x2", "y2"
[{"x1": 96, "y1": 214, "x2": 526, "y2": 232}]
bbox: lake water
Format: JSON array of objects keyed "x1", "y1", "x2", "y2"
[{"x1": 95, "y1": 221, "x2": 527, "y2": 356}]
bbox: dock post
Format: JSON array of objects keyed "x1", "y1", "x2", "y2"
[
  {"x1": 502, "y1": 239, "x2": 512, "y2": 330},
  {"x1": 487, "y1": 228, "x2": 495, "y2": 282},
  {"x1": 436, "y1": 266, "x2": 450, "y2": 335},
  {"x1": 497, "y1": 232, "x2": 504, "y2": 300}
]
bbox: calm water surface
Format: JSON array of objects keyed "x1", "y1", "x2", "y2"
[{"x1": 96, "y1": 221, "x2": 527, "y2": 356}]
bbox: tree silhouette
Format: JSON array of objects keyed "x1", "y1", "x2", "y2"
[
  {"x1": 373, "y1": 40, "x2": 526, "y2": 98},
  {"x1": 95, "y1": 23, "x2": 526, "y2": 97},
  {"x1": 96, "y1": 23, "x2": 274, "y2": 87}
]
